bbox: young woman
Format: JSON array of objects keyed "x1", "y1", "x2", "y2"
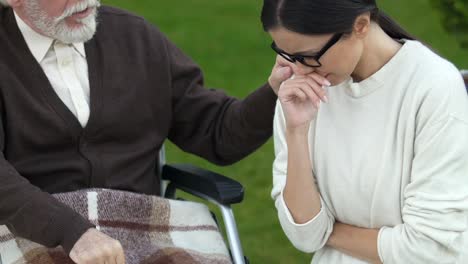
[{"x1": 264, "y1": 0, "x2": 468, "y2": 263}]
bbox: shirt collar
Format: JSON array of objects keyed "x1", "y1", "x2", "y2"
[{"x1": 14, "y1": 12, "x2": 86, "y2": 63}]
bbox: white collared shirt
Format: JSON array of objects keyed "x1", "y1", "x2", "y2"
[{"x1": 15, "y1": 12, "x2": 90, "y2": 127}]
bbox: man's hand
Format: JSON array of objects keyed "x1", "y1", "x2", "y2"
[
  {"x1": 268, "y1": 55, "x2": 293, "y2": 94},
  {"x1": 69, "y1": 228, "x2": 125, "y2": 264}
]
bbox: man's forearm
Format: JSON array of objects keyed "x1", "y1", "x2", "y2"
[{"x1": 326, "y1": 222, "x2": 382, "y2": 264}]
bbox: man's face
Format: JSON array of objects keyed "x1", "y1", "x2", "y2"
[{"x1": 17, "y1": 0, "x2": 101, "y2": 43}]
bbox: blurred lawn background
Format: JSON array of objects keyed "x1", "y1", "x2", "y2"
[{"x1": 102, "y1": 1, "x2": 468, "y2": 263}]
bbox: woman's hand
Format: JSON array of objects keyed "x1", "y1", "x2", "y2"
[{"x1": 278, "y1": 73, "x2": 330, "y2": 132}]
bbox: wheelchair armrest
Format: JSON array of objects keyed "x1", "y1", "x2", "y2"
[{"x1": 162, "y1": 164, "x2": 245, "y2": 205}]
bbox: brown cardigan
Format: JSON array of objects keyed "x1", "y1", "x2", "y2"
[{"x1": 0, "y1": 6, "x2": 276, "y2": 252}]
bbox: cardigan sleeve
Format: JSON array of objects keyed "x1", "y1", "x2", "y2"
[
  {"x1": 160, "y1": 27, "x2": 277, "y2": 166},
  {"x1": 271, "y1": 102, "x2": 335, "y2": 253},
  {"x1": 0, "y1": 80, "x2": 94, "y2": 254},
  {"x1": 378, "y1": 71, "x2": 468, "y2": 263}
]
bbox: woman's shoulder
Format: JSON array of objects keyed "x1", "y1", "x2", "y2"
[
  {"x1": 403, "y1": 40, "x2": 461, "y2": 85},
  {"x1": 403, "y1": 41, "x2": 468, "y2": 125}
]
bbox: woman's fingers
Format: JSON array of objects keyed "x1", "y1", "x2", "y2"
[
  {"x1": 284, "y1": 76, "x2": 326, "y2": 105},
  {"x1": 299, "y1": 81, "x2": 322, "y2": 108},
  {"x1": 282, "y1": 83, "x2": 308, "y2": 102},
  {"x1": 307, "y1": 72, "x2": 331, "y2": 87},
  {"x1": 280, "y1": 79, "x2": 321, "y2": 108},
  {"x1": 303, "y1": 78, "x2": 328, "y2": 103}
]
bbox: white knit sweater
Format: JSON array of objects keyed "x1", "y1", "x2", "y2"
[{"x1": 272, "y1": 40, "x2": 468, "y2": 264}]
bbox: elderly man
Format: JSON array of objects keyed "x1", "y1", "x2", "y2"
[{"x1": 0, "y1": 0, "x2": 317, "y2": 263}]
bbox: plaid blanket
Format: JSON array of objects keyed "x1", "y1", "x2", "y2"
[{"x1": 0, "y1": 189, "x2": 232, "y2": 264}]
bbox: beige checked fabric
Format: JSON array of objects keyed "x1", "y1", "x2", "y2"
[{"x1": 0, "y1": 189, "x2": 232, "y2": 264}]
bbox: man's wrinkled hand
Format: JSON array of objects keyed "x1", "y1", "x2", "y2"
[
  {"x1": 69, "y1": 228, "x2": 125, "y2": 264},
  {"x1": 268, "y1": 55, "x2": 293, "y2": 94}
]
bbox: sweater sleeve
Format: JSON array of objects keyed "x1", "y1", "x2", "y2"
[
  {"x1": 0, "y1": 101, "x2": 94, "y2": 254},
  {"x1": 378, "y1": 72, "x2": 468, "y2": 264},
  {"x1": 161, "y1": 29, "x2": 277, "y2": 166},
  {"x1": 271, "y1": 102, "x2": 335, "y2": 253}
]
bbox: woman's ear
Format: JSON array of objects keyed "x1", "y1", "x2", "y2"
[{"x1": 353, "y1": 12, "x2": 371, "y2": 39}]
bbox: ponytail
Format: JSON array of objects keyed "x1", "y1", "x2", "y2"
[{"x1": 372, "y1": 8, "x2": 415, "y2": 40}]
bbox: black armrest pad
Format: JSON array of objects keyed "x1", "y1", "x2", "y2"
[{"x1": 162, "y1": 164, "x2": 244, "y2": 204}]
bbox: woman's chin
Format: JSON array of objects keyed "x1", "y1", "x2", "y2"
[{"x1": 325, "y1": 74, "x2": 336, "y2": 85}]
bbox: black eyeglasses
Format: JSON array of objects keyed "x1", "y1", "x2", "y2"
[{"x1": 271, "y1": 33, "x2": 343, "y2": 68}]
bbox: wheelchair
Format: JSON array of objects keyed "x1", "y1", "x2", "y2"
[{"x1": 158, "y1": 146, "x2": 249, "y2": 264}]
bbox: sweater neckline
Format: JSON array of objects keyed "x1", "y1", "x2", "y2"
[
  {"x1": 5, "y1": 7, "x2": 103, "y2": 139},
  {"x1": 339, "y1": 39, "x2": 413, "y2": 98}
]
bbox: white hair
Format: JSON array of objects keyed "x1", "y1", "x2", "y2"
[
  {"x1": 24, "y1": 0, "x2": 100, "y2": 43},
  {"x1": 0, "y1": 0, "x2": 9, "y2": 6}
]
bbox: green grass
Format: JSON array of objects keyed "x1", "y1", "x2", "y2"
[{"x1": 101, "y1": 1, "x2": 467, "y2": 263}]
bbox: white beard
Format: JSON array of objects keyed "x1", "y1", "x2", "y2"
[{"x1": 24, "y1": 0, "x2": 101, "y2": 44}]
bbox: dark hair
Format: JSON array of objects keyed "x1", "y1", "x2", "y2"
[{"x1": 261, "y1": 0, "x2": 414, "y2": 40}]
